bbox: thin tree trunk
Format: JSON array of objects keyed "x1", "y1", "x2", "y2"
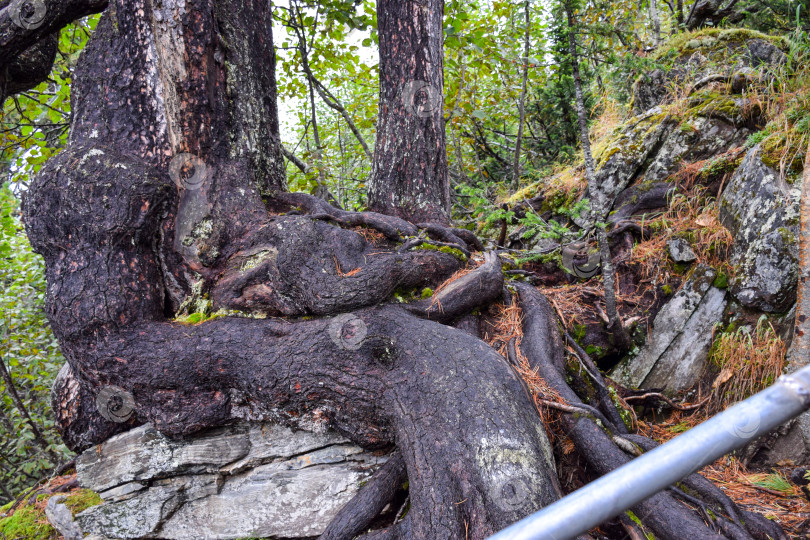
[
  {"x1": 369, "y1": 0, "x2": 450, "y2": 224},
  {"x1": 565, "y1": 1, "x2": 631, "y2": 351},
  {"x1": 287, "y1": 1, "x2": 373, "y2": 161},
  {"x1": 0, "y1": 474, "x2": 13, "y2": 502},
  {"x1": 788, "y1": 140, "x2": 810, "y2": 370},
  {"x1": 677, "y1": 0, "x2": 684, "y2": 27},
  {"x1": 650, "y1": 0, "x2": 661, "y2": 46},
  {"x1": 308, "y1": 79, "x2": 330, "y2": 195},
  {"x1": 0, "y1": 357, "x2": 56, "y2": 459},
  {"x1": 280, "y1": 144, "x2": 310, "y2": 174},
  {"x1": 511, "y1": 0, "x2": 531, "y2": 191}
]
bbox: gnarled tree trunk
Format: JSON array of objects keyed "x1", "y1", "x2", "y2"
[{"x1": 3, "y1": 0, "x2": 788, "y2": 538}]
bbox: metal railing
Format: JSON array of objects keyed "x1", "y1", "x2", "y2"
[{"x1": 487, "y1": 364, "x2": 810, "y2": 540}]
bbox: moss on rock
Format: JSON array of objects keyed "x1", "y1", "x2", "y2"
[{"x1": 0, "y1": 489, "x2": 101, "y2": 540}]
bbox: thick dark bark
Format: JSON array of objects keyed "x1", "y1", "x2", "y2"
[
  {"x1": 19, "y1": 3, "x2": 563, "y2": 538},
  {"x1": 685, "y1": 0, "x2": 742, "y2": 30},
  {"x1": 0, "y1": 0, "x2": 107, "y2": 66},
  {"x1": 10, "y1": 0, "x2": 786, "y2": 538},
  {"x1": 68, "y1": 0, "x2": 285, "y2": 196},
  {"x1": 368, "y1": 0, "x2": 450, "y2": 224},
  {"x1": 0, "y1": 0, "x2": 107, "y2": 102}
]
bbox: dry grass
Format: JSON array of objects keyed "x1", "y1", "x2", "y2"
[
  {"x1": 630, "y1": 189, "x2": 733, "y2": 281},
  {"x1": 702, "y1": 458, "x2": 809, "y2": 538},
  {"x1": 668, "y1": 146, "x2": 746, "y2": 190},
  {"x1": 544, "y1": 279, "x2": 647, "y2": 333},
  {"x1": 427, "y1": 257, "x2": 485, "y2": 311},
  {"x1": 504, "y1": 164, "x2": 585, "y2": 205},
  {"x1": 352, "y1": 225, "x2": 387, "y2": 244},
  {"x1": 708, "y1": 318, "x2": 787, "y2": 414},
  {"x1": 589, "y1": 93, "x2": 626, "y2": 145}
]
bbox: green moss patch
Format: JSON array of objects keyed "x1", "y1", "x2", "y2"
[
  {"x1": 0, "y1": 489, "x2": 101, "y2": 540},
  {"x1": 653, "y1": 28, "x2": 788, "y2": 61}
]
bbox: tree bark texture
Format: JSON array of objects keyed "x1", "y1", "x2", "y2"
[
  {"x1": 9, "y1": 1, "x2": 787, "y2": 538},
  {"x1": 369, "y1": 0, "x2": 450, "y2": 224},
  {"x1": 19, "y1": 2, "x2": 562, "y2": 538}
]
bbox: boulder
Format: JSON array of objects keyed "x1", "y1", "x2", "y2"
[
  {"x1": 644, "y1": 115, "x2": 750, "y2": 184},
  {"x1": 584, "y1": 107, "x2": 675, "y2": 222},
  {"x1": 609, "y1": 182, "x2": 675, "y2": 223},
  {"x1": 719, "y1": 146, "x2": 800, "y2": 312},
  {"x1": 76, "y1": 423, "x2": 387, "y2": 539},
  {"x1": 633, "y1": 30, "x2": 787, "y2": 113},
  {"x1": 611, "y1": 265, "x2": 727, "y2": 393}
]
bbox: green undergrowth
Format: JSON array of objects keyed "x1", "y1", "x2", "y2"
[{"x1": 0, "y1": 489, "x2": 101, "y2": 540}]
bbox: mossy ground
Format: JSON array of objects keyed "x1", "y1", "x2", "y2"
[{"x1": 0, "y1": 487, "x2": 101, "y2": 540}]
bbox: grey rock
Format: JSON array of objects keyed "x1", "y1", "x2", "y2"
[
  {"x1": 77, "y1": 424, "x2": 251, "y2": 493},
  {"x1": 633, "y1": 35, "x2": 787, "y2": 113},
  {"x1": 77, "y1": 484, "x2": 181, "y2": 539},
  {"x1": 159, "y1": 457, "x2": 380, "y2": 539},
  {"x1": 584, "y1": 107, "x2": 674, "y2": 223},
  {"x1": 611, "y1": 265, "x2": 727, "y2": 393},
  {"x1": 609, "y1": 182, "x2": 675, "y2": 223},
  {"x1": 99, "y1": 482, "x2": 146, "y2": 502},
  {"x1": 667, "y1": 238, "x2": 697, "y2": 263},
  {"x1": 220, "y1": 422, "x2": 350, "y2": 474},
  {"x1": 750, "y1": 413, "x2": 810, "y2": 466},
  {"x1": 76, "y1": 422, "x2": 387, "y2": 539},
  {"x1": 731, "y1": 66, "x2": 759, "y2": 93},
  {"x1": 644, "y1": 116, "x2": 749, "y2": 183},
  {"x1": 719, "y1": 146, "x2": 800, "y2": 312},
  {"x1": 45, "y1": 495, "x2": 84, "y2": 540}
]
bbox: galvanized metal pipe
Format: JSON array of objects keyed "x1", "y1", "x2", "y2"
[{"x1": 488, "y1": 364, "x2": 810, "y2": 540}]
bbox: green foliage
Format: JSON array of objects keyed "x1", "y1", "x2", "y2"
[
  {"x1": 0, "y1": 17, "x2": 93, "y2": 507},
  {"x1": 0, "y1": 185, "x2": 71, "y2": 504},
  {"x1": 750, "y1": 473, "x2": 794, "y2": 495},
  {"x1": 1, "y1": 16, "x2": 99, "y2": 190}
]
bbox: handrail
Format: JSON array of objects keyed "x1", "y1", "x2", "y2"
[{"x1": 487, "y1": 364, "x2": 810, "y2": 540}]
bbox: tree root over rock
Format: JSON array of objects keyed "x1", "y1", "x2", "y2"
[{"x1": 515, "y1": 283, "x2": 784, "y2": 540}]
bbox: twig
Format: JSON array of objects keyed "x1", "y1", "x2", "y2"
[{"x1": 624, "y1": 392, "x2": 709, "y2": 411}]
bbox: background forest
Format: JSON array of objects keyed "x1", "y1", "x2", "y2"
[{"x1": 1, "y1": 0, "x2": 809, "y2": 528}]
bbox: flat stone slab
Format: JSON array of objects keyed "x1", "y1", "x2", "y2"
[
  {"x1": 76, "y1": 423, "x2": 387, "y2": 539},
  {"x1": 611, "y1": 264, "x2": 727, "y2": 393}
]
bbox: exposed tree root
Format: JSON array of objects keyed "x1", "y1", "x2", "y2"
[
  {"x1": 404, "y1": 252, "x2": 503, "y2": 322},
  {"x1": 514, "y1": 283, "x2": 780, "y2": 540},
  {"x1": 320, "y1": 452, "x2": 407, "y2": 540},
  {"x1": 276, "y1": 192, "x2": 419, "y2": 241}
]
